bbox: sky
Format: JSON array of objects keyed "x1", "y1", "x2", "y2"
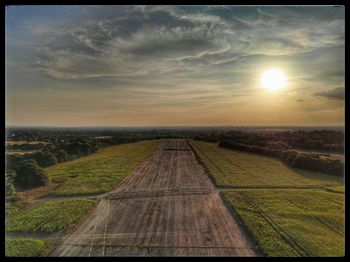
[{"x1": 5, "y1": 5, "x2": 345, "y2": 127}]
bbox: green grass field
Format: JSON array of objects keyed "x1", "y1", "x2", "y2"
[
  {"x1": 5, "y1": 238, "x2": 50, "y2": 257},
  {"x1": 190, "y1": 141, "x2": 343, "y2": 188},
  {"x1": 6, "y1": 197, "x2": 27, "y2": 218},
  {"x1": 5, "y1": 140, "x2": 162, "y2": 257},
  {"x1": 222, "y1": 190, "x2": 344, "y2": 256},
  {"x1": 325, "y1": 186, "x2": 345, "y2": 194},
  {"x1": 6, "y1": 199, "x2": 96, "y2": 233},
  {"x1": 191, "y1": 141, "x2": 344, "y2": 257},
  {"x1": 46, "y1": 140, "x2": 162, "y2": 195}
]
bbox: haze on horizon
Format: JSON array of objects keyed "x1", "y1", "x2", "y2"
[{"x1": 6, "y1": 5, "x2": 345, "y2": 127}]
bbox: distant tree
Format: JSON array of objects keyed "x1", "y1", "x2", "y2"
[
  {"x1": 53, "y1": 149, "x2": 67, "y2": 163},
  {"x1": 30, "y1": 151, "x2": 58, "y2": 167},
  {"x1": 5, "y1": 170, "x2": 18, "y2": 200},
  {"x1": 14, "y1": 160, "x2": 48, "y2": 190},
  {"x1": 65, "y1": 142, "x2": 92, "y2": 156},
  {"x1": 6, "y1": 155, "x2": 25, "y2": 172}
]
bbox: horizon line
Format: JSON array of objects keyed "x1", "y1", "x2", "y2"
[{"x1": 5, "y1": 124, "x2": 345, "y2": 129}]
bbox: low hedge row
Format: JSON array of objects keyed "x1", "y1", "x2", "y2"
[{"x1": 219, "y1": 140, "x2": 344, "y2": 177}]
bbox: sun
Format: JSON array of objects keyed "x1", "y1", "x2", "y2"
[{"x1": 260, "y1": 68, "x2": 287, "y2": 90}]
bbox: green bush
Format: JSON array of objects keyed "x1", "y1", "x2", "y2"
[
  {"x1": 53, "y1": 149, "x2": 67, "y2": 163},
  {"x1": 14, "y1": 160, "x2": 48, "y2": 190},
  {"x1": 5, "y1": 171, "x2": 18, "y2": 200},
  {"x1": 31, "y1": 151, "x2": 57, "y2": 167}
]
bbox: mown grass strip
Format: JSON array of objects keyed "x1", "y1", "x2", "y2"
[
  {"x1": 190, "y1": 140, "x2": 342, "y2": 188},
  {"x1": 5, "y1": 238, "x2": 50, "y2": 257},
  {"x1": 222, "y1": 190, "x2": 344, "y2": 257},
  {"x1": 240, "y1": 191, "x2": 312, "y2": 256},
  {"x1": 6, "y1": 199, "x2": 96, "y2": 233},
  {"x1": 46, "y1": 140, "x2": 162, "y2": 196}
]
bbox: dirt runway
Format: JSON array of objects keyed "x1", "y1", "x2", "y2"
[{"x1": 50, "y1": 139, "x2": 260, "y2": 256}]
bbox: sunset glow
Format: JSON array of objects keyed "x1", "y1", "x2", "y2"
[
  {"x1": 5, "y1": 6, "x2": 345, "y2": 126},
  {"x1": 261, "y1": 68, "x2": 287, "y2": 90}
]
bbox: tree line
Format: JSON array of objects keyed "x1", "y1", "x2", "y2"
[
  {"x1": 5, "y1": 127, "x2": 344, "y2": 198},
  {"x1": 5, "y1": 139, "x2": 102, "y2": 196},
  {"x1": 219, "y1": 140, "x2": 344, "y2": 177},
  {"x1": 5, "y1": 127, "x2": 194, "y2": 195}
]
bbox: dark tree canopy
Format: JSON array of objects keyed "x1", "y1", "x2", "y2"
[{"x1": 14, "y1": 160, "x2": 48, "y2": 190}]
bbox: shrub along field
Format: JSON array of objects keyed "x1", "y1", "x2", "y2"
[
  {"x1": 5, "y1": 238, "x2": 50, "y2": 257},
  {"x1": 222, "y1": 190, "x2": 344, "y2": 257},
  {"x1": 190, "y1": 141, "x2": 343, "y2": 188},
  {"x1": 46, "y1": 140, "x2": 162, "y2": 195},
  {"x1": 218, "y1": 140, "x2": 343, "y2": 176},
  {"x1": 6, "y1": 199, "x2": 96, "y2": 233}
]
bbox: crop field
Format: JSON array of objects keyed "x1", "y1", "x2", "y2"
[
  {"x1": 7, "y1": 139, "x2": 343, "y2": 257},
  {"x1": 190, "y1": 141, "x2": 343, "y2": 188},
  {"x1": 191, "y1": 140, "x2": 344, "y2": 257},
  {"x1": 5, "y1": 197, "x2": 27, "y2": 218},
  {"x1": 5, "y1": 238, "x2": 50, "y2": 257},
  {"x1": 46, "y1": 140, "x2": 162, "y2": 195},
  {"x1": 222, "y1": 190, "x2": 344, "y2": 256},
  {"x1": 6, "y1": 199, "x2": 96, "y2": 233}
]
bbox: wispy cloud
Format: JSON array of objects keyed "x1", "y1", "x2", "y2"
[
  {"x1": 314, "y1": 87, "x2": 344, "y2": 100},
  {"x1": 5, "y1": 5, "x2": 345, "y2": 126},
  {"x1": 7, "y1": 5, "x2": 344, "y2": 81}
]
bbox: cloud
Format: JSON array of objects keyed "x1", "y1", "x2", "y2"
[
  {"x1": 314, "y1": 87, "x2": 344, "y2": 100},
  {"x1": 5, "y1": 5, "x2": 342, "y2": 81},
  {"x1": 5, "y1": 5, "x2": 345, "y2": 127},
  {"x1": 115, "y1": 25, "x2": 226, "y2": 59}
]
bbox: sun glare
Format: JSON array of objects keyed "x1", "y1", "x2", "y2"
[{"x1": 260, "y1": 68, "x2": 287, "y2": 90}]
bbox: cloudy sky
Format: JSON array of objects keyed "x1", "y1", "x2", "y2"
[{"x1": 6, "y1": 5, "x2": 344, "y2": 126}]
